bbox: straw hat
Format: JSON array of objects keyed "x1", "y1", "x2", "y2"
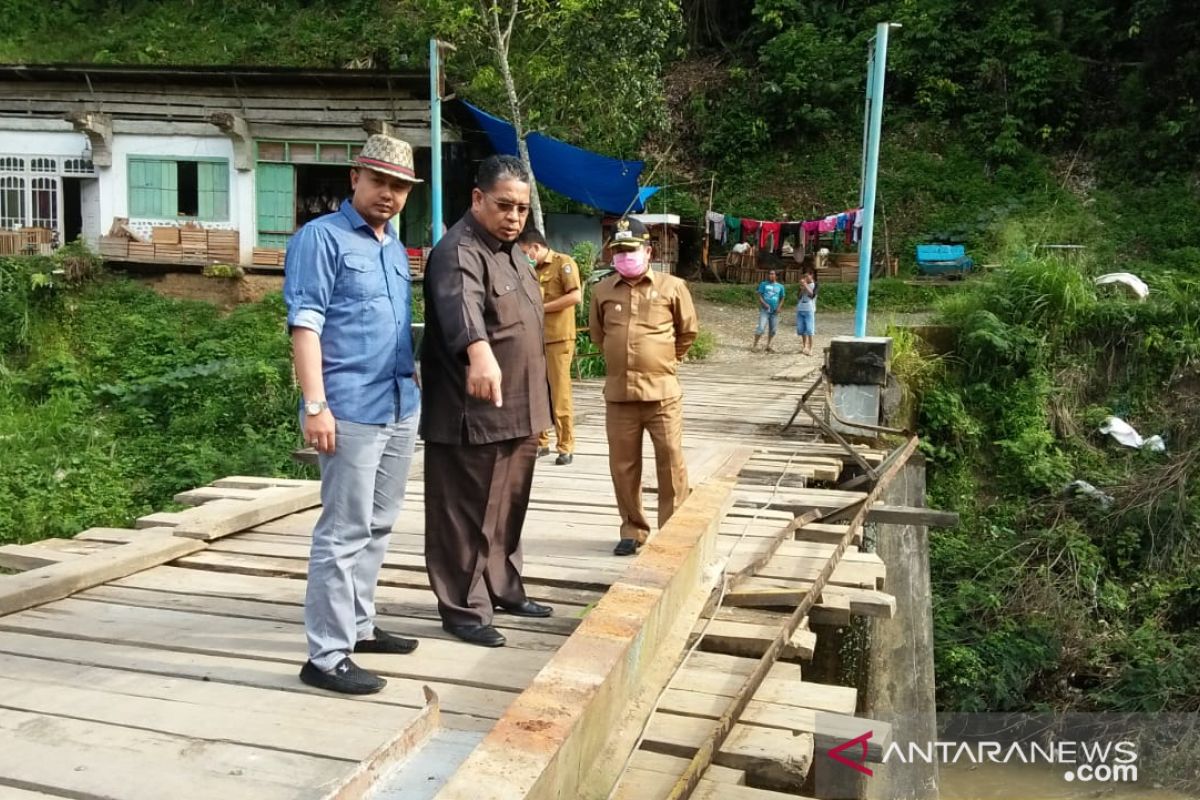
[{"x1": 351, "y1": 134, "x2": 423, "y2": 183}]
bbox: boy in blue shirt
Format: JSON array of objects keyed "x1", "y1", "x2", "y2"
[{"x1": 754, "y1": 270, "x2": 786, "y2": 352}]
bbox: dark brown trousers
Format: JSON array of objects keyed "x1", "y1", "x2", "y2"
[{"x1": 424, "y1": 434, "x2": 536, "y2": 627}]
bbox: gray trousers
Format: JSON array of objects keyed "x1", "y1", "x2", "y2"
[{"x1": 306, "y1": 415, "x2": 418, "y2": 671}]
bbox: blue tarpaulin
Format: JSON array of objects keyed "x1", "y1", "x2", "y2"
[{"x1": 465, "y1": 102, "x2": 659, "y2": 214}]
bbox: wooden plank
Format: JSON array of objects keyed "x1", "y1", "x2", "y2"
[
  {"x1": 102, "y1": 565, "x2": 582, "y2": 636},
  {"x1": 613, "y1": 767, "x2": 814, "y2": 800},
  {"x1": 642, "y1": 714, "x2": 816, "y2": 791},
  {"x1": 698, "y1": 620, "x2": 815, "y2": 660},
  {"x1": 173, "y1": 485, "x2": 262, "y2": 505},
  {"x1": 0, "y1": 598, "x2": 549, "y2": 694},
  {"x1": 724, "y1": 578, "x2": 895, "y2": 618},
  {"x1": 212, "y1": 476, "x2": 318, "y2": 490},
  {"x1": 672, "y1": 666, "x2": 857, "y2": 715},
  {"x1": 653, "y1": 690, "x2": 887, "y2": 761},
  {"x1": 325, "y1": 686, "x2": 440, "y2": 800},
  {"x1": 629, "y1": 750, "x2": 745, "y2": 785},
  {"x1": 0, "y1": 543, "x2": 87, "y2": 571},
  {"x1": 0, "y1": 662, "x2": 408, "y2": 761},
  {"x1": 172, "y1": 484, "x2": 323, "y2": 541},
  {"x1": 0, "y1": 629, "x2": 512, "y2": 727},
  {"x1": 0, "y1": 707, "x2": 350, "y2": 800},
  {"x1": 0, "y1": 532, "x2": 204, "y2": 617},
  {"x1": 81, "y1": 584, "x2": 570, "y2": 653},
  {"x1": 174, "y1": 550, "x2": 604, "y2": 607}
]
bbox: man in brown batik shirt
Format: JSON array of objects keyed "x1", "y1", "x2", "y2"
[{"x1": 421, "y1": 155, "x2": 554, "y2": 648}]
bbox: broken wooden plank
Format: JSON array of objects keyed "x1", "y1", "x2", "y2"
[
  {"x1": 0, "y1": 531, "x2": 204, "y2": 617},
  {"x1": 173, "y1": 486, "x2": 262, "y2": 506},
  {"x1": 723, "y1": 579, "x2": 895, "y2": 619},
  {"x1": 324, "y1": 686, "x2": 440, "y2": 800},
  {"x1": 172, "y1": 484, "x2": 323, "y2": 541}
]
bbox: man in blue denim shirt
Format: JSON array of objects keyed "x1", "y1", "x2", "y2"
[{"x1": 283, "y1": 134, "x2": 422, "y2": 695}]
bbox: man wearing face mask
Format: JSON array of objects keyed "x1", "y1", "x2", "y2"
[
  {"x1": 589, "y1": 217, "x2": 700, "y2": 556},
  {"x1": 420, "y1": 155, "x2": 555, "y2": 648}
]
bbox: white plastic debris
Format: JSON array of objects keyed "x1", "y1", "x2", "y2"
[
  {"x1": 1099, "y1": 416, "x2": 1167, "y2": 452},
  {"x1": 1094, "y1": 273, "x2": 1149, "y2": 301},
  {"x1": 1063, "y1": 480, "x2": 1115, "y2": 509}
]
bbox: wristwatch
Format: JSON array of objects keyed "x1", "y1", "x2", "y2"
[{"x1": 304, "y1": 399, "x2": 329, "y2": 416}]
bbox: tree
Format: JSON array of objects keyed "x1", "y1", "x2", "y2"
[{"x1": 480, "y1": 0, "x2": 544, "y2": 232}]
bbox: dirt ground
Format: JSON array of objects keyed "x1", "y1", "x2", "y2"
[{"x1": 693, "y1": 297, "x2": 930, "y2": 375}]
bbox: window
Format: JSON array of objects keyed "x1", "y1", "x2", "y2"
[
  {"x1": 128, "y1": 157, "x2": 229, "y2": 221},
  {"x1": 62, "y1": 158, "x2": 95, "y2": 176},
  {"x1": 30, "y1": 158, "x2": 56, "y2": 173},
  {"x1": 0, "y1": 157, "x2": 24, "y2": 172},
  {"x1": 31, "y1": 177, "x2": 57, "y2": 229}
]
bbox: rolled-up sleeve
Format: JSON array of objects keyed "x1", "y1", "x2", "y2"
[
  {"x1": 428, "y1": 242, "x2": 487, "y2": 358},
  {"x1": 283, "y1": 225, "x2": 335, "y2": 336}
]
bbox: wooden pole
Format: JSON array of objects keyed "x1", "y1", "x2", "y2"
[{"x1": 702, "y1": 174, "x2": 720, "y2": 282}]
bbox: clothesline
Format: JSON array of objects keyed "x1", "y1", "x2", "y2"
[{"x1": 704, "y1": 206, "x2": 864, "y2": 256}]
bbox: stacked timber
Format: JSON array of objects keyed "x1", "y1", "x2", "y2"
[
  {"x1": 98, "y1": 219, "x2": 243, "y2": 266},
  {"x1": 252, "y1": 247, "x2": 287, "y2": 267}
]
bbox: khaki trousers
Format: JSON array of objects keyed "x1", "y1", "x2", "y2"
[
  {"x1": 538, "y1": 338, "x2": 575, "y2": 454},
  {"x1": 604, "y1": 397, "x2": 689, "y2": 544}
]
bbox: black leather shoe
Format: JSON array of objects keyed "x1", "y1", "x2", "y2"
[
  {"x1": 299, "y1": 657, "x2": 386, "y2": 695},
  {"x1": 537, "y1": 446, "x2": 551, "y2": 458},
  {"x1": 497, "y1": 599, "x2": 554, "y2": 618},
  {"x1": 555, "y1": 453, "x2": 573, "y2": 465},
  {"x1": 355, "y1": 627, "x2": 419, "y2": 655},
  {"x1": 613, "y1": 538, "x2": 642, "y2": 556},
  {"x1": 443, "y1": 623, "x2": 507, "y2": 648}
]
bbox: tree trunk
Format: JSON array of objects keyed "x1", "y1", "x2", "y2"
[{"x1": 486, "y1": 1, "x2": 544, "y2": 233}]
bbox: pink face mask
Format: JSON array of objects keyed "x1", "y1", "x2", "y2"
[{"x1": 612, "y1": 250, "x2": 646, "y2": 278}]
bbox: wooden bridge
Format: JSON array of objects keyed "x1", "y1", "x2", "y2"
[{"x1": 0, "y1": 361, "x2": 947, "y2": 800}]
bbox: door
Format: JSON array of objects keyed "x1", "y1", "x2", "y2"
[
  {"x1": 256, "y1": 163, "x2": 295, "y2": 248},
  {"x1": 80, "y1": 179, "x2": 101, "y2": 247}
]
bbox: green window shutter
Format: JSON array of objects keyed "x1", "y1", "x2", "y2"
[
  {"x1": 255, "y1": 162, "x2": 295, "y2": 244},
  {"x1": 128, "y1": 158, "x2": 178, "y2": 218},
  {"x1": 198, "y1": 160, "x2": 230, "y2": 221}
]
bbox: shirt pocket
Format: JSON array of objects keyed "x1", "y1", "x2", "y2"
[
  {"x1": 490, "y1": 277, "x2": 525, "y2": 330},
  {"x1": 341, "y1": 254, "x2": 386, "y2": 300}
]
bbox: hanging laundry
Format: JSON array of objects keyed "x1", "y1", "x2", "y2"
[
  {"x1": 801, "y1": 220, "x2": 820, "y2": 248},
  {"x1": 741, "y1": 218, "x2": 762, "y2": 244},
  {"x1": 853, "y1": 210, "x2": 864, "y2": 243},
  {"x1": 835, "y1": 212, "x2": 849, "y2": 232},
  {"x1": 725, "y1": 214, "x2": 742, "y2": 244},
  {"x1": 844, "y1": 209, "x2": 857, "y2": 246},
  {"x1": 759, "y1": 221, "x2": 782, "y2": 253},
  {"x1": 705, "y1": 210, "x2": 726, "y2": 243},
  {"x1": 818, "y1": 215, "x2": 838, "y2": 234}
]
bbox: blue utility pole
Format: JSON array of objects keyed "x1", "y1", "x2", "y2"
[
  {"x1": 430, "y1": 39, "x2": 444, "y2": 246},
  {"x1": 854, "y1": 22, "x2": 899, "y2": 338}
]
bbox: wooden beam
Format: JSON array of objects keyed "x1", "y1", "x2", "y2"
[
  {"x1": 171, "y1": 484, "x2": 322, "y2": 541},
  {"x1": 0, "y1": 531, "x2": 204, "y2": 617}
]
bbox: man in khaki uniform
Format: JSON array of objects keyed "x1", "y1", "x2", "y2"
[
  {"x1": 518, "y1": 229, "x2": 581, "y2": 465},
  {"x1": 589, "y1": 217, "x2": 699, "y2": 556}
]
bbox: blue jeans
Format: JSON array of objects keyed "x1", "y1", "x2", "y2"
[
  {"x1": 756, "y1": 308, "x2": 779, "y2": 336},
  {"x1": 305, "y1": 414, "x2": 419, "y2": 671}
]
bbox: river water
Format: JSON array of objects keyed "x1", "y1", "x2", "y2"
[{"x1": 940, "y1": 762, "x2": 1198, "y2": 799}]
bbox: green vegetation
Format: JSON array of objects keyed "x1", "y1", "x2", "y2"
[
  {"x1": 911, "y1": 227, "x2": 1200, "y2": 717},
  {"x1": 0, "y1": 250, "x2": 311, "y2": 544}
]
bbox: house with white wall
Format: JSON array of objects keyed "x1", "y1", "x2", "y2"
[{"x1": 0, "y1": 64, "x2": 474, "y2": 264}]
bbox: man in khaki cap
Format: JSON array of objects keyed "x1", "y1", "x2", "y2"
[
  {"x1": 284, "y1": 133, "x2": 423, "y2": 695},
  {"x1": 517, "y1": 228, "x2": 581, "y2": 465},
  {"x1": 589, "y1": 217, "x2": 699, "y2": 556}
]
